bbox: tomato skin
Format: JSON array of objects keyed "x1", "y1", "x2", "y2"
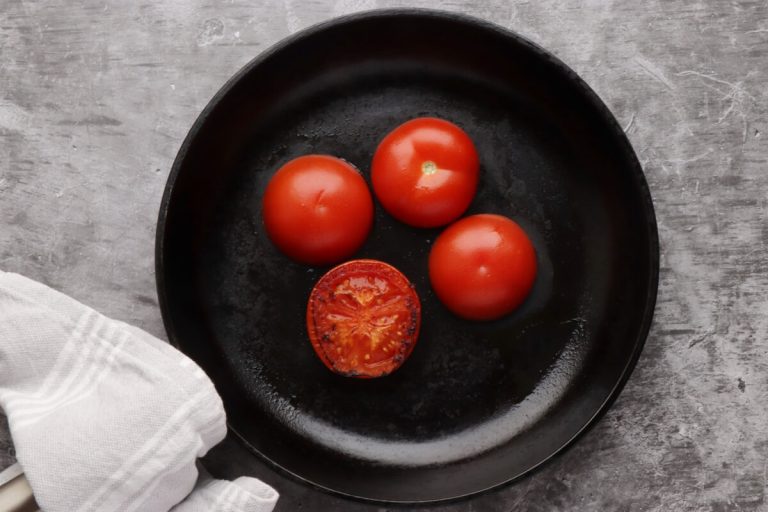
[
  {"x1": 371, "y1": 117, "x2": 479, "y2": 228},
  {"x1": 306, "y1": 259, "x2": 421, "y2": 378},
  {"x1": 262, "y1": 155, "x2": 373, "y2": 265},
  {"x1": 429, "y1": 214, "x2": 537, "y2": 321}
]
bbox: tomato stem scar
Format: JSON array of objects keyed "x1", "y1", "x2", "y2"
[{"x1": 421, "y1": 160, "x2": 438, "y2": 175}]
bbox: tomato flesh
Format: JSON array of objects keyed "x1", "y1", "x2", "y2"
[{"x1": 307, "y1": 259, "x2": 421, "y2": 378}]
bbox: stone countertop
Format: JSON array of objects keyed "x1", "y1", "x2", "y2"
[{"x1": 1, "y1": 1, "x2": 766, "y2": 510}]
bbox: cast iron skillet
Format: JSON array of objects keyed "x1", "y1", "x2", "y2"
[{"x1": 156, "y1": 9, "x2": 659, "y2": 504}]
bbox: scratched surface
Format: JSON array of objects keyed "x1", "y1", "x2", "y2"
[{"x1": 1, "y1": 0, "x2": 767, "y2": 510}]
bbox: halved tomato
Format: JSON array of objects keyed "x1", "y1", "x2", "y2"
[{"x1": 306, "y1": 259, "x2": 421, "y2": 378}]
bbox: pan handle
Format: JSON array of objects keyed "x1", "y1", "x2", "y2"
[{"x1": 0, "y1": 470, "x2": 39, "y2": 512}]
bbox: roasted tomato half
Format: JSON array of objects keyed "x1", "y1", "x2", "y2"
[{"x1": 306, "y1": 259, "x2": 421, "y2": 378}]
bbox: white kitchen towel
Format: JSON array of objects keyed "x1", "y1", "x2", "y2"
[{"x1": 0, "y1": 270, "x2": 278, "y2": 512}]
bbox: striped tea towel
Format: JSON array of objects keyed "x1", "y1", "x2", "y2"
[{"x1": 0, "y1": 270, "x2": 278, "y2": 512}]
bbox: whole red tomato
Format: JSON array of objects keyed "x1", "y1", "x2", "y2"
[
  {"x1": 371, "y1": 117, "x2": 479, "y2": 228},
  {"x1": 429, "y1": 214, "x2": 537, "y2": 320},
  {"x1": 307, "y1": 259, "x2": 421, "y2": 378},
  {"x1": 262, "y1": 155, "x2": 373, "y2": 265}
]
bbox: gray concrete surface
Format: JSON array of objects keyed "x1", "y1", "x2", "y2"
[{"x1": 1, "y1": 0, "x2": 767, "y2": 510}]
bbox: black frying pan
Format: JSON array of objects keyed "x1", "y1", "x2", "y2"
[{"x1": 156, "y1": 9, "x2": 659, "y2": 504}]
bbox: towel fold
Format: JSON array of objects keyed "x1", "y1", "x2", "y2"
[{"x1": 0, "y1": 271, "x2": 278, "y2": 512}]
